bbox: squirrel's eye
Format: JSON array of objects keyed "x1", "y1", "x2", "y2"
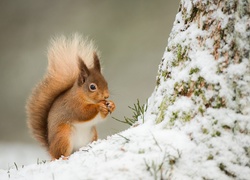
[{"x1": 89, "y1": 83, "x2": 97, "y2": 91}]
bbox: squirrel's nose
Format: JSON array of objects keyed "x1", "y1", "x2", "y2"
[{"x1": 104, "y1": 92, "x2": 109, "y2": 99}]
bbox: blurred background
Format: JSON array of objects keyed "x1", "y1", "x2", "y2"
[{"x1": 0, "y1": 0, "x2": 179, "y2": 169}]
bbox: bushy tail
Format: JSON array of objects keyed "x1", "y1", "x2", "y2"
[{"x1": 26, "y1": 33, "x2": 97, "y2": 148}]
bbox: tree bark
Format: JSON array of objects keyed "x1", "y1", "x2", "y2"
[
  {"x1": 143, "y1": 0, "x2": 250, "y2": 178},
  {"x1": 147, "y1": 0, "x2": 250, "y2": 124}
]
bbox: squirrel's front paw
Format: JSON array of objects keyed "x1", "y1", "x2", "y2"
[
  {"x1": 106, "y1": 100, "x2": 116, "y2": 113},
  {"x1": 98, "y1": 101, "x2": 109, "y2": 118}
]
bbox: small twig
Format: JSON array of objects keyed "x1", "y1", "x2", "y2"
[
  {"x1": 112, "y1": 116, "x2": 133, "y2": 126},
  {"x1": 7, "y1": 169, "x2": 10, "y2": 178},
  {"x1": 150, "y1": 131, "x2": 163, "y2": 152},
  {"x1": 14, "y1": 162, "x2": 18, "y2": 171},
  {"x1": 117, "y1": 133, "x2": 130, "y2": 143}
]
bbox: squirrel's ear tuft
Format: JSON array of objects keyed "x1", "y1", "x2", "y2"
[
  {"x1": 78, "y1": 57, "x2": 89, "y2": 86},
  {"x1": 93, "y1": 52, "x2": 101, "y2": 72}
]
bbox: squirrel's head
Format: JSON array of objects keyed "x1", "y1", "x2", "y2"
[{"x1": 77, "y1": 53, "x2": 109, "y2": 103}]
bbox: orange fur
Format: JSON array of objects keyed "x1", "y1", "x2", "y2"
[
  {"x1": 49, "y1": 123, "x2": 72, "y2": 159},
  {"x1": 92, "y1": 127, "x2": 98, "y2": 141},
  {"x1": 26, "y1": 34, "x2": 116, "y2": 159}
]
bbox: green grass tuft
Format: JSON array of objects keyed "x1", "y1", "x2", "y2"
[{"x1": 112, "y1": 99, "x2": 147, "y2": 126}]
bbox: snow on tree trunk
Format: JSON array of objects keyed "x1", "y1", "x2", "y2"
[
  {"x1": 148, "y1": 0, "x2": 250, "y2": 125},
  {"x1": 144, "y1": 0, "x2": 250, "y2": 178},
  {"x1": 1, "y1": 0, "x2": 249, "y2": 179}
]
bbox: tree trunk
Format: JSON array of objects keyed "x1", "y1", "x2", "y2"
[
  {"x1": 148, "y1": 0, "x2": 250, "y2": 124},
  {"x1": 143, "y1": 0, "x2": 250, "y2": 178}
]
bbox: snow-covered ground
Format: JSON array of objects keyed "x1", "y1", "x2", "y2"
[
  {"x1": 0, "y1": 121, "x2": 249, "y2": 179},
  {"x1": 1, "y1": 125, "x2": 186, "y2": 180},
  {"x1": 0, "y1": 143, "x2": 48, "y2": 170}
]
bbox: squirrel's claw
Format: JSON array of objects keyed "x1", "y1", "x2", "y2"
[{"x1": 105, "y1": 100, "x2": 115, "y2": 114}]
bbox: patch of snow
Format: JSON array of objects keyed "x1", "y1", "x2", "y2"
[
  {"x1": 235, "y1": 19, "x2": 247, "y2": 34},
  {"x1": 5, "y1": 121, "x2": 248, "y2": 180},
  {"x1": 0, "y1": 126, "x2": 195, "y2": 180},
  {"x1": 0, "y1": 143, "x2": 48, "y2": 170},
  {"x1": 227, "y1": 60, "x2": 247, "y2": 77}
]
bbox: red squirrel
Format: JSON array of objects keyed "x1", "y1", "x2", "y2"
[{"x1": 26, "y1": 34, "x2": 115, "y2": 159}]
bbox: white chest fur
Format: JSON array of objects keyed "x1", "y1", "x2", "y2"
[{"x1": 71, "y1": 113, "x2": 104, "y2": 152}]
